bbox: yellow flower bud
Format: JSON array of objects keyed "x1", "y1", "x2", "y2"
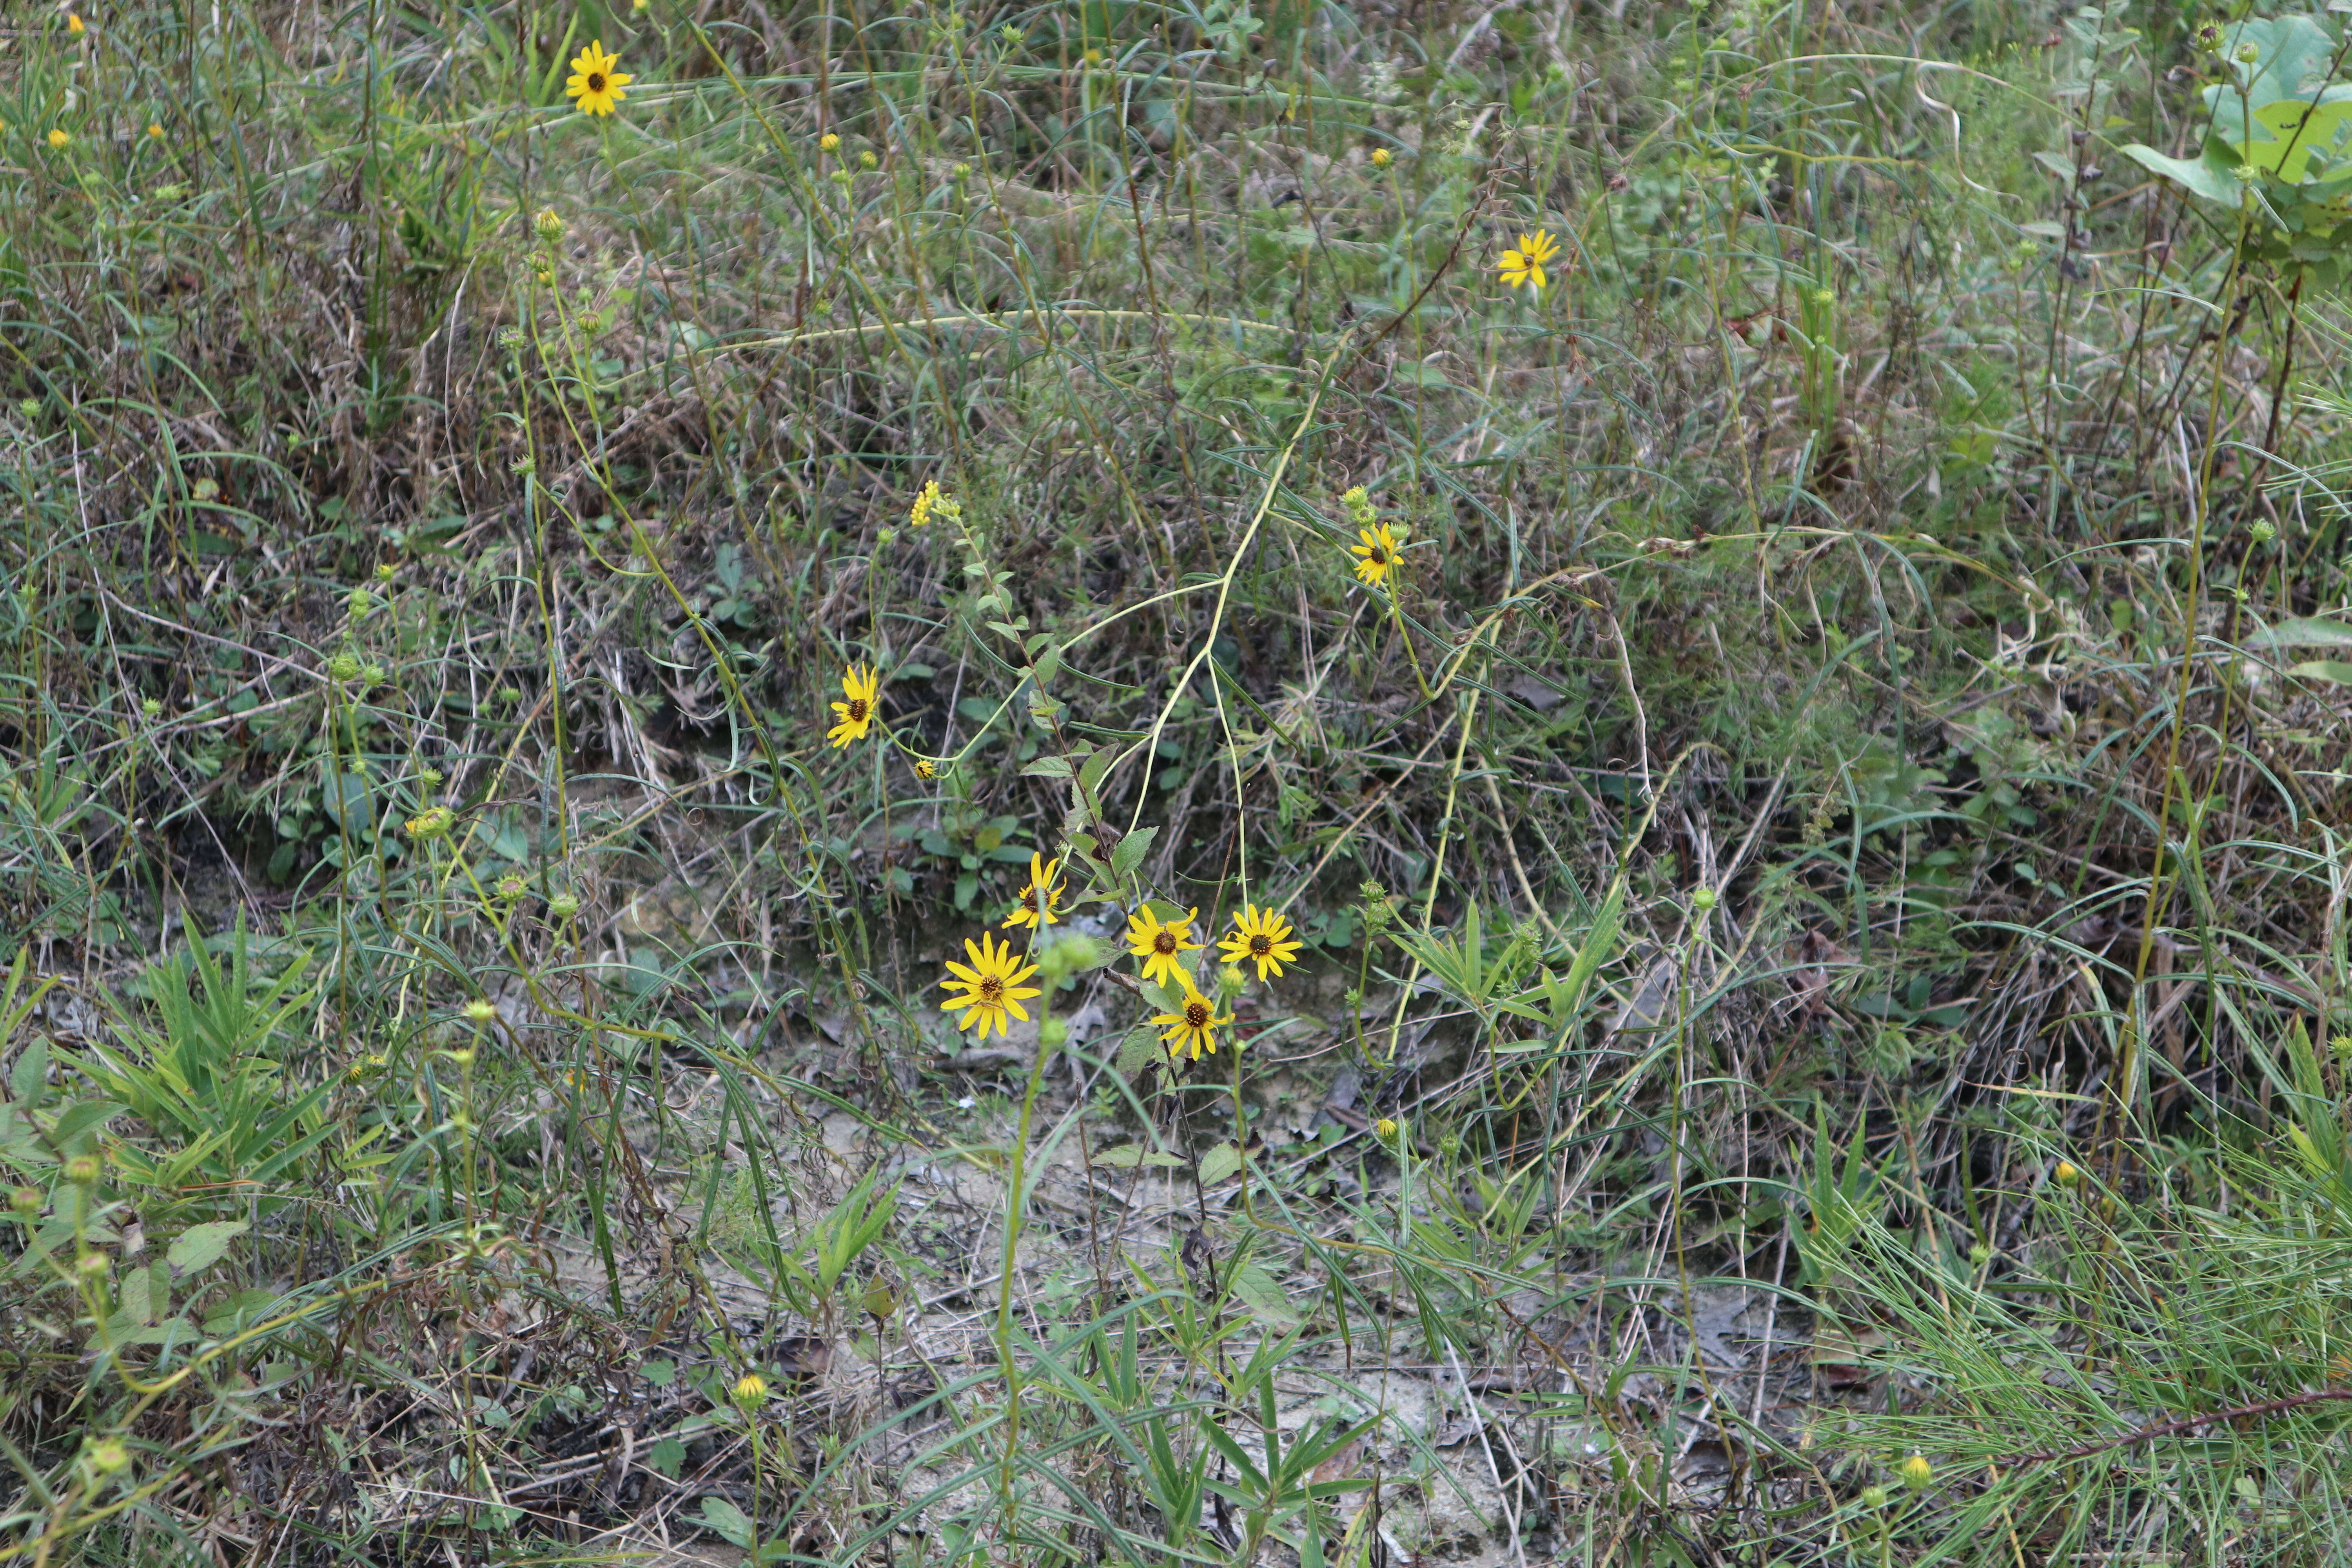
[{"x1": 1900, "y1": 1453, "x2": 1933, "y2": 1489}]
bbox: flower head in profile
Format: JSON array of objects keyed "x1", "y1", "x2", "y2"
[
  {"x1": 913, "y1": 758, "x2": 937, "y2": 781},
  {"x1": 826, "y1": 663, "x2": 880, "y2": 747},
  {"x1": 67, "y1": 14, "x2": 86, "y2": 35},
  {"x1": 1218, "y1": 904, "x2": 1302, "y2": 981},
  {"x1": 940, "y1": 930, "x2": 1042, "y2": 1041},
  {"x1": 820, "y1": 132, "x2": 841, "y2": 153},
  {"x1": 565, "y1": 42, "x2": 630, "y2": 116},
  {"x1": 1371, "y1": 147, "x2": 1392, "y2": 168},
  {"x1": 1350, "y1": 522, "x2": 1401, "y2": 586},
  {"x1": 1126, "y1": 905, "x2": 1202, "y2": 988},
  {"x1": 48, "y1": 129, "x2": 71, "y2": 150},
  {"x1": 1497, "y1": 228, "x2": 1560, "y2": 292},
  {"x1": 1152, "y1": 976, "x2": 1231, "y2": 1061},
  {"x1": 1003, "y1": 853, "x2": 1064, "y2": 931}
]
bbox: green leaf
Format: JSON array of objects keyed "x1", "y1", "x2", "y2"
[
  {"x1": 2248, "y1": 617, "x2": 2352, "y2": 648},
  {"x1": 1198, "y1": 1142, "x2": 1243, "y2": 1184},
  {"x1": 647, "y1": 1436, "x2": 687, "y2": 1479},
  {"x1": 1020, "y1": 755, "x2": 1073, "y2": 778},
  {"x1": 1093, "y1": 1143, "x2": 1185, "y2": 1168},
  {"x1": 699, "y1": 1497, "x2": 756, "y2": 1548},
  {"x1": 2251, "y1": 98, "x2": 2352, "y2": 181},
  {"x1": 2287, "y1": 660, "x2": 2352, "y2": 684},
  {"x1": 167, "y1": 1220, "x2": 248, "y2": 1278},
  {"x1": 2119, "y1": 142, "x2": 2245, "y2": 206},
  {"x1": 1225, "y1": 1260, "x2": 1302, "y2": 1328},
  {"x1": 1109, "y1": 825, "x2": 1158, "y2": 881},
  {"x1": 1116, "y1": 1025, "x2": 1167, "y2": 1075}
]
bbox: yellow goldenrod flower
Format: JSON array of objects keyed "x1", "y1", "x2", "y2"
[
  {"x1": 1125, "y1": 905, "x2": 1202, "y2": 988},
  {"x1": 1371, "y1": 147, "x2": 1392, "y2": 167},
  {"x1": 1350, "y1": 522, "x2": 1401, "y2": 586},
  {"x1": 820, "y1": 132, "x2": 841, "y2": 152},
  {"x1": 48, "y1": 129, "x2": 70, "y2": 150},
  {"x1": 909, "y1": 479, "x2": 942, "y2": 527},
  {"x1": 1497, "y1": 228, "x2": 1560, "y2": 292},
  {"x1": 940, "y1": 930, "x2": 1042, "y2": 1041},
  {"x1": 1152, "y1": 976, "x2": 1231, "y2": 1061},
  {"x1": 565, "y1": 41, "x2": 630, "y2": 116},
  {"x1": 1217, "y1": 904, "x2": 1301, "y2": 981},
  {"x1": 1002, "y1": 853, "x2": 1064, "y2": 931},
  {"x1": 826, "y1": 663, "x2": 880, "y2": 747}
]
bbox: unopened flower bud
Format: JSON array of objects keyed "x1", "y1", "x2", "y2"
[
  {"x1": 9, "y1": 1187, "x2": 39, "y2": 1216},
  {"x1": 1371, "y1": 147, "x2": 1392, "y2": 167},
  {"x1": 1376, "y1": 1117, "x2": 1398, "y2": 1140},
  {"x1": 1692, "y1": 887, "x2": 1717, "y2": 911},
  {"x1": 819, "y1": 132, "x2": 840, "y2": 152},
  {"x1": 64, "y1": 1155, "x2": 100, "y2": 1186},
  {"x1": 2250, "y1": 520, "x2": 2275, "y2": 545},
  {"x1": 733, "y1": 1373, "x2": 769, "y2": 1409},
  {"x1": 77, "y1": 1250, "x2": 110, "y2": 1278},
  {"x1": 547, "y1": 892, "x2": 581, "y2": 919},
  {"x1": 1039, "y1": 1016, "x2": 1069, "y2": 1048},
  {"x1": 462, "y1": 999, "x2": 498, "y2": 1026},
  {"x1": 329, "y1": 652, "x2": 363, "y2": 682},
  {"x1": 534, "y1": 207, "x2": 566, "y2": 244},
  {"x1": 85, "y1": 1439, "x2": 130, "y2": 1475},
  {"x1": 2054, "y1": 1160, "x2": 2082, "y2": 1187},
  {"x1": 1900, "y1": 1454, "x2": 1933, "y2": 1490},
  {"x1": 1861, "y1": 1485, "x2": 1889, "y2": 1510}
]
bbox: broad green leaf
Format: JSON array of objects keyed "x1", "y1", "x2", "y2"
[
  {"x1": 1225, "y1": 1260, "x2": 1302, "y2": 1328},
  {"x1": 2249, "y1": 99, "x2": 2352, "y2": 181},
  {"x1": 2287, "y1": 660, "x2": 2352, "y2": 684},
  {"x1": 699, "y1": 1497, "x2": 756, "y2": 1548},
  {"x1": 167, "y1": 1220, "x2": 248, "y2": 1277},
  {"x1": 2248, "y1": 616, "x2": 2352, "y2": 648},
  {"x1": 2119, "y1": 143, "x2": 2245, "y2": 206},
  {"x1": 1109, "y1": 825, "x2": 1158, "y2": 881},
  {"x1": 1198, "y1": 1142, "x2": 1243, "y2": 1184}
]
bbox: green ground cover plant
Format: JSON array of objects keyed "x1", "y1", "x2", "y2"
[{"x1": 5, "y1": 0, "x2": 2352, "y2": 1563}]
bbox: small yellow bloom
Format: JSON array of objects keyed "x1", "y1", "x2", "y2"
[
  {"x1": 826, "y1": 663, "x2": 880, "y2": 747},
  {"x1": 1350, "y1": 523, "x2": 1401, "y2": 586},
  {"x1": 48, "y1": 129, "x2": 70, "y2": 150},
  {"x1": 146, "y1": 123, "x2": 164, "y2": 140},
  {"x1": 564, "y1": 41, "x2": 630, "y2": 116},
  {"x1": 732, "y1": 1373, "x2": 769, "y2": 1408},
  {"x1": 1125, "y1": 905, "x2": 1202, "y2": 988},
  {"x1": 1151, "y1": 976, "x2": 1231, "y2": 1061},
  {"x1": 1376, "y1": 1117, "x2": 1399, "y2": 1139},
  {"x1": 820, "y1": 132, "x2": 841, "y2": 152},
  {"x1": 462, "y1": 999, "x2": 497, "y2": 1025},
  {"x1": 1217, "y1": 904, "x2": 1301, "y2": 981},
  {"x1": 67, "y1": 13, "x2": 86, "y2": 34},
  {"x1": 1497, "y1": 228, "x2": 1561, "y2": 292},
  {"x1": 1371, "y1": 147, "x2": 1392, "y2": 167},
  {"x1": 914, "y1": 758, "x2": 937, "y2": 780},
  {"x1": 1003, "y1": 853, "x2": 1065, "y2": 931},
  {"x1": 1899, "y1": 1454, "x2": 1934, "y2": 1490},
  {"x1": 940, "y1": 930, "x2": 1043, "y2": 1041},
  {"x1": 2054, "y1": 1160, "x2": 2082, "y2": 1187},
  {"x1": 633, "y1": 0, "x2": 650, "y2": 10}
]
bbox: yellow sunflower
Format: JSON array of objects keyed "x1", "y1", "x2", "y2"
[
  {"x1": 1152, "y1": 977, "x2": 1232, "y2": 1061},
  {"x1": 1497, "y1": 228, "x2": 1560, "y2": 292},
  {"x1": 1350, "y1": 523, "x2": 1401, "y2": 586},
  {"x1": 1217, "y1": 904, "x2": 1302, "y2": 982},
  {"x1": 826, "y1": 663, "x2": 880, "y2": 748},
  {"x1": 1002, "y1": 853, "x2": 1064, "y2": 931},
  {"x1": 565, "y1": 42, "x2": 631, "y2": 117},
  {"x1": 940, "y1": 930, "x2": 1042, "y2": 1042},
  {"x1": 1125, "y1": 905, "x2": 1202, "y2": 988}
]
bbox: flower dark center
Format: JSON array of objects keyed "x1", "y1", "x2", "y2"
[
  {"x1": 978, "y1": 975, "x2": 1004, "y2": 1001},
  {"x1": 1153, "y1": 931, "x2": 1178, "y2": 955},
  {"x1": 587, "y1": 72, "x2": 607, "y2": 91},
  {"x1": 846, "y1": 699, "x2": 869, "y2": 722},
  {"x1": 1368, "y1": 548, "x2": 1387, "y2": 565},
  {"x1": 1185, "y1": 1002, "x2": 1210, "y2": 1028},
  {"x1": 1248, "y1": 934, "x2": 1272, "y2": 955}
]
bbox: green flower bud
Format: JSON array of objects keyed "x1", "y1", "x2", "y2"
[
  {"x1": 547, "y1": 892, "x2": 581, "y2": 919},
  {"x1": 64, "y1": 1155, "x2": 100, "y2": 1185},
  {"x1": 77, "y1": 1250, "x2": 110, "y2": 1278},
  {"x1": 1860, "y1": 1485, "x2": 1889, "y2": 1510},
  {"x1": 405, "y1": 806, "x2": 454, "y2": 840},
  {"x1": 85, "y1": 1439, "x2": 131, "y2": 1475},
  {"x1": 329, "y1": 652, "x2": 364, "y2": 682},
  {"x1": 1692, "y1": 887, "x2": 1717, "y2": 911},
  {"x1": 2249, "y1": 520, "x2": 2275, "y2": 545},
  {"x1": 347, "y1": 586, "x2": 374, "y2": 617},
  {"x1": 1968, "y1": 1243, "x2": 1992, "y2": 1267},
  {"x1": 495, "y1": 873, "x2": 528, "y2": 902},
  {"x1": 1039, "y1": 1016, "x2": 1069, "y2": 1048}
]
